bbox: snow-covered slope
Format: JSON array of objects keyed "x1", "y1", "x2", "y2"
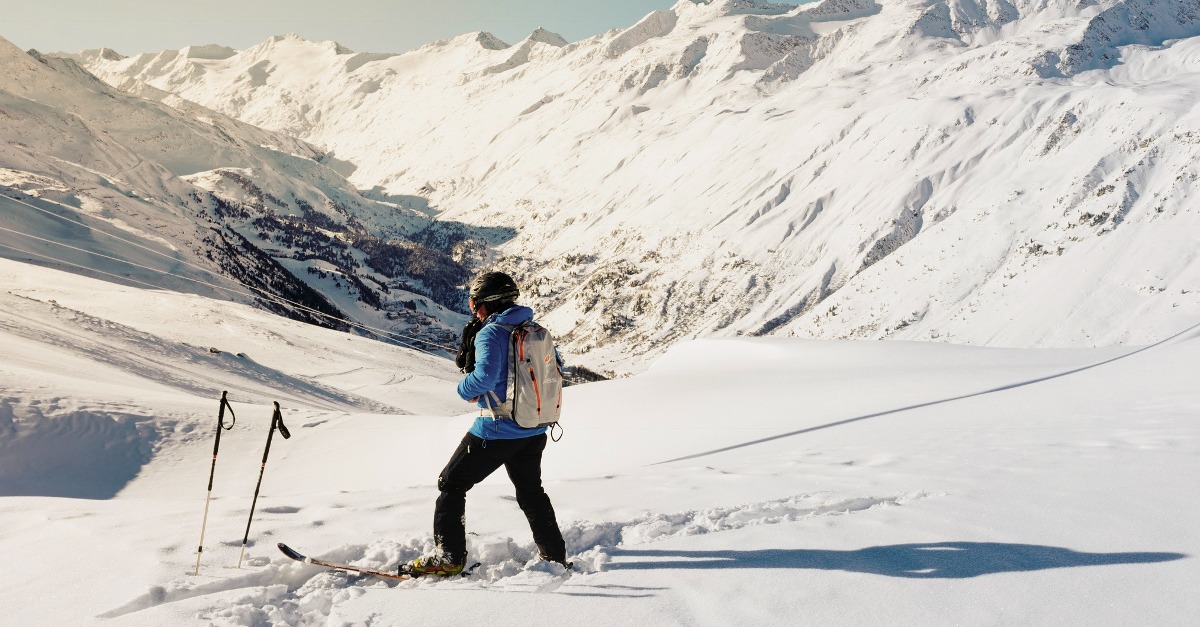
[
  {"x1": 1, "y1": 258, "x2": 1196, "y2": 625},
  {"x1": 4, "y1": 3, "x2": 1195, "y2": 623},
  {"x1": 1, "y1": 36, "x2": 472, "y2": 351},
  {"x1": 76, "y1": 0, "x2": 1200, "y2": 373}
]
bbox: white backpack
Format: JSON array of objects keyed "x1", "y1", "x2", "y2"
[{"x1": 483, "y1": 320, "x2": 563, "y2": 431}]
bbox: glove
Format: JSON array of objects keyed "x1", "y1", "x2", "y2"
[{"x1": 455, "y1": 317, "x2": 484, "y2": 373}]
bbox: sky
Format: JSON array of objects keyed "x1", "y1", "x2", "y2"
[{"x1": 3, "y1": 0, "x2": 676, "y2": 55}]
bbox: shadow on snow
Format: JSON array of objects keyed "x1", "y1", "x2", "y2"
[{"x1": 606, "y1": 542, "x2": 1187, "y2": 578}]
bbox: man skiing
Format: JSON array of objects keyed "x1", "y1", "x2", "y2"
[{"x1": 402, "y1": 271, "x2": 569, "y2": 576}]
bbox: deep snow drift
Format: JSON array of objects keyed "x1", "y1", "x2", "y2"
[{"x1": 1, "y1": 258, "x2": 1196, "y2": 625}]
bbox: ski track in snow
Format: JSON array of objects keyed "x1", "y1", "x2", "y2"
[{"x1": 105, "y1": 491, "x2": 925, "y2": 624}]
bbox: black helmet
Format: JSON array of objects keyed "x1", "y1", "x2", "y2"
[{"x1": 468, "y1": 271, "x2": 519, "y2": 306}]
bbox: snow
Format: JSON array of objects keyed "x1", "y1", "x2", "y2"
[
  {"x1": 67, "y1": 0, "x2": 1200, "y2": 374},
  {"x1": 2, "y1": 1, "x2": 1200, "y2": 623},
  {"x1": 1, "y1": 35, "x2": 466, "y2": 353},
  {"x1": 1, "y1": 258, "x2": 1196, "y2": 625}
]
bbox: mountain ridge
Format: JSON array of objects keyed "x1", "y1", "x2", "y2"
[
  {"x1": 1, "y1": 35, "x2": 479, "y2": 355},
  {"x1": 26, "y1": 0, "x2": 1200, "y2": 372}
]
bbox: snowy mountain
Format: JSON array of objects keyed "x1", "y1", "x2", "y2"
[
  {"x1": 2, "y1": 257, "x2": 1197, "y2": 624},
  {"x1": 1, "y1": 36, "x2": 475, "y2": 353},
  {"x1": 3, "y1": 3, "x2": 1200, "y2": 623},
  {"x1": 74, "y1": 0, "x2": 1200, "y2": 373}
]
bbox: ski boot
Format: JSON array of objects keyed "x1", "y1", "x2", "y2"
[{"x1": 400, "y1": 555, "x2": 465, "y2": 577}]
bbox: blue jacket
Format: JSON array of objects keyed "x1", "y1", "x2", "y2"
[{"x1": 458, "y1": 305, "x2": 547, "y2": 440}]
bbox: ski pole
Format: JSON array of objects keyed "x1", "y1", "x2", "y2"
[
  {"x1": 238, "y1": 402, "x2": 290, "y2": 568},
  {"x1": 194, "y1": 391, "x2": 236, "y2": 576}
]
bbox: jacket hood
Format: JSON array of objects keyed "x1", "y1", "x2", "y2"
[{"x1": 489, "y1": 304, "x2": 534, "y2": 326}]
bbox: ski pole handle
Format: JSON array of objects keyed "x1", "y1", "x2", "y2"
[
  {"x1": 275, "y1": 406, "x2": 290, "y2": 440},
  {"x1": 207, "y1": 391, "x2": 237, "y2": 490}
]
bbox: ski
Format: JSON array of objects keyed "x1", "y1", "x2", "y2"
[{"x1": 277, "y1": 543, "x2": 480, "y2": 580}]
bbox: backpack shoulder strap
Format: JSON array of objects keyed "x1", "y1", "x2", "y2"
[{"x1": 478, "y1": 322, "x2": 517, "y2": 419}]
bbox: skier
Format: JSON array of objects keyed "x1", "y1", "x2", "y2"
[{"x1": 403, "y1": 271, "x2": 569, "y2": 576}]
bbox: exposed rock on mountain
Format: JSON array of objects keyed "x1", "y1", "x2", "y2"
[{"x1": 38, "y1": 0, "x2": 1200, "y2": 372}]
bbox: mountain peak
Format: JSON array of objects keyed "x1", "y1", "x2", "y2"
[
  {"x1": 180, "y1": 44, "x2": 235, "y2": 61},
  {"x1": 249, "y1": 34, "x2": 354, "y2": 56},
  {"x1": 97, "y1": 47, "x2": 127, "y2": 61},
  {"x1": 529, "y1": 27, "x2": 568, "y2": 47},
  {"x1": 674, "y1": 0, "x2": 798, "y2": 16},
  {"x1": 426, "y1": 31, "x2": 513, "y2": 51},
  {"x1": 69, "y1": 47, "x2": 128, "y2": 63},
  {"x1": 0, "y1": 36, "x2": 47, "y2": 82},
  {"x1": 476, "y1": 31, "x2": 510, "y2": 50},
  {"x1": 56, "y1": 0, "x2": 1200, "y2": 371}
]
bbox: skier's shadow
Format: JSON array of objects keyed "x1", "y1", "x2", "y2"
[{"x1": 606, "y1": 542, "x2": 1186, "y2": 578}]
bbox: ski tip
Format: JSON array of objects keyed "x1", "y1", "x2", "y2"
[{"x1": 277, "y1": 543, "x2": 304, "y2": 561}]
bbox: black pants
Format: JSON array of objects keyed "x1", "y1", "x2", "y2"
[{"x1": 434, "y1": 433, "x2": 566, "y2": 564}]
